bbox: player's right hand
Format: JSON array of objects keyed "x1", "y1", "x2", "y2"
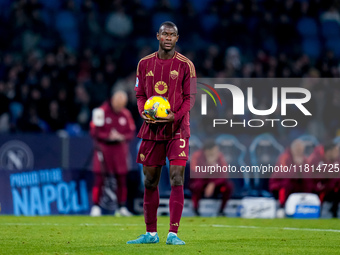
[
  {"x1": 142, "y1": 111, "x2": 155, "y2": 124},
  {"x1": 204, "y1": 182, "x2": 215, "y2": 198}
]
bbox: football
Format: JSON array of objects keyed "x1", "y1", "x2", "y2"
[{"x1": 144, "y1": 96, "x2": 171, "y2": 120}]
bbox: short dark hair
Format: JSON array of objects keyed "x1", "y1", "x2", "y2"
[
  {"x1": 324, "y1": 141, "x2": 338, "y2": 152},
  {"x1": 158, "y1": 21, "x2": 178, "y2": 34},
  {"x1": 203, "y1": 139, "x2": 217, "y2": 151}
]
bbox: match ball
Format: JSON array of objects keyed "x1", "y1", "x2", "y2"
[{"x1": 144, "y1": 96, "x2": 171, "y2": 120}]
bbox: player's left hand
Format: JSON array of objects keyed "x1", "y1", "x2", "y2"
[{"x1": 153, "y1": 109, "x2": 175, "y2": 123}]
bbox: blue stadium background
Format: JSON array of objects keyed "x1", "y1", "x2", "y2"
[{"x1": 1, "y1": 0, "x2": 340, "y2": 215}]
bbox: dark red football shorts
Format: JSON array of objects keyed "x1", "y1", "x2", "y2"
[{"x1": 136, "y1": 138, "x2": 189, "y2": 166}]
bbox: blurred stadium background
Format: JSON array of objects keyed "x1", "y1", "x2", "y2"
[{"x1": 1, "y1": 0, "x2": 340, "y2": 218}]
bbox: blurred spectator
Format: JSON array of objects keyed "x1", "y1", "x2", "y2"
[
  {"x1": 0, "y1": 81, "x2": 10, "y2": 132},
  {"x1": 307, "y1": 142, "x2": 340, "y2": 218},
  {"x1": 106, "y1": 7, "x2": 133, "y2": 38},
  {"x1": 190, "y1": 140, "x2": 233, "y2": 216},
  {"x1": 74, "y1": 85, "x2": 91, "y2": 130}
]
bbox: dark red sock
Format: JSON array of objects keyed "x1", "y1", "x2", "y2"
[
  {"x1": 92, "y1": 174, "x2": 104, "y2": 205},
  {"x1": 144, "y1": 187, "x2": 159, "y2": 232},
  {"x1": 219, "y1": 183, "x2": 232, "y2": 212},
  {"x1": 116, "y1": 174, "x2": 127, "y2": 206},
  {"x1": 169, "y1": 185, "x2": 184, "y2": 233}
]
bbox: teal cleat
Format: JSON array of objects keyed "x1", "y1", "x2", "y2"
[
  {"x1": 126, "y1": 233, "x2": 159, "y2": 244},
  {"x1": 166, "y1": 233, "x2": 185, "y2": 245}
]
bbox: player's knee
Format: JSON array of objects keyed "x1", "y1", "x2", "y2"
[
  {"x1": 170, "y1": 174, "x2": 184, "y2": 186},
  {"x1": 144, "y1": 178, "x2": 158, "y2": 190}
]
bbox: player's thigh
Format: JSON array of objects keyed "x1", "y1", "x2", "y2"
[
  {"x1": 166, "y1": 138, "x2": 189, "y2": 162},
  {"x1": 137, "y1": 139, "x2": 167, "y2": 166}
]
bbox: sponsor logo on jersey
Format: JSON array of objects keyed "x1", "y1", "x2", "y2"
[
  {"x1": 178, "y1": 151, "x2": 186, "y2": 157},
  {"x1": 146, "y1": 71, "x2": 154, "y2": 77},
  {"x1": 154, "y1": 81, "x2": 168, "y2": 95}
]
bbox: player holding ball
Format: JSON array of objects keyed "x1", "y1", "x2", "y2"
[{"x1": 127, "y1": 21, "x2": 197, "y2": 245}]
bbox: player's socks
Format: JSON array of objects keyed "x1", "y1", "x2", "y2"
[
  {"x1": 169, "y1": 185, "x2": 184, "y2": 234},
  {"x1": 147, "y1": 232, "x2": 157, "y2": 236},
  {"x1": 144, "y1": 187, "x2": 159, "y2": 232}
]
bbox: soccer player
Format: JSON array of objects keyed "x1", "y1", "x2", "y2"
[
  {"x1": 189, "y1": 140, "x2": 233, "y2": 216},
  {"x1": 269, "y1": 139, "x2": 313, "y2": 217},
  {"x1": 127, "y1": 21, "x2": 196, "y2": 245},
  {"x1": 90, "y1": 90, "x2": 136, "y2": 217}
]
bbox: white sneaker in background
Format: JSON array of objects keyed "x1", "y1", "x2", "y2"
[
  {"x1": 90, "y1": 205, "x2": 102, "y2": 217},
  {"x1": 119, "y1": 206, "x2": 133, "y2": 217},
  {"x1": 276, "y1": 208, "x2": 285, "y2": 218}
]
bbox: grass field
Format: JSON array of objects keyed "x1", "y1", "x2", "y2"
[{"x1": 1, "y1": 216, "x2": 340, "y2": 255}]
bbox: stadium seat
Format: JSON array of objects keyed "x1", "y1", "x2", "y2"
[
  {"x1": 189, "y1": 0, "x2": 213, "y2": 13},
  {"x1": 201, "y1": 14, "x2": 219, "y2": 33},
  {"x1": 40, "y1": 0, "x2": 61, "y2": 10},
  {"x1": 140, "y1": 0, "x2": 156, "y2": 9},
  {"x1": 152, "y1": 13, "x2": 175, "y2": 33},
  {"x1": 321, "y1": 20, "x2": 340, "y2": 39},
  {"x1": 169, "y1": 0, "x2": 181, "y2": 9},
  {"x1": 55, "y1": 11, "x2": 79, "y2": 50},
  {"x1": 325, "y1": 38, "x2": 340, "y2": 58},
  {"x1": 297, "y1": 17, "x2": 319, "y2": 38},
  {"x1": 301, "y1": 38, "x2": 321, "y2": 59}
]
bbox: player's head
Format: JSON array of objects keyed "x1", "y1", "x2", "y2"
[
  {"x1": 111, "y1": 90, "x2": 127, "y2": 113},
  {"x1": 157, "y1": 21, "x2": 179, "y2": 52},
  {"x1": 290, "y1": 139, "x2": 305, "y2": 164},
  {"x1": 203, "y1": 140, "x2": 219, "y2": 165},
  {"x1": 324, "y1": 141, "x2": 339, "y2": 161}
]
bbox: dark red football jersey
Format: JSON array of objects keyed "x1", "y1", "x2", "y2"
[{"x1": 134, "y1": 51, "x2": 197, "y2": 140}]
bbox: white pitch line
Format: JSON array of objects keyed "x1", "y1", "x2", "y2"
[
  {"x1": 205, "y1": 224, "x2": 340, "y2": 233},
  {"x1": 1, "y1": 223, "x2": 340, "y2": 233},
  {"x1": 0, "y1": 223, "x2": 163, "y2": 227}
]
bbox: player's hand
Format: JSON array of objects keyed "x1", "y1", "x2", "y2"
[
  {"x1": 109, "y1": 129, "x2": 125, "y2": 141},
  {"x1": 153, "y1": 109, "x2": 175, "y2": 123},
  {"x1": 204, "y1": 182, "x2": 215, "y2": 198},
  {"x1": 142, "y1": 111, "x2": 156, "y2": 124}
]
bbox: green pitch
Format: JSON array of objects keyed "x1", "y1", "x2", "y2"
[{"x1": 1, "y1": 216, "x2": 340, "y2": 255}]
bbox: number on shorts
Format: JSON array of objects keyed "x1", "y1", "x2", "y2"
[{"x1": 179, "y1": 139, "x2": 185, "y2": 148}]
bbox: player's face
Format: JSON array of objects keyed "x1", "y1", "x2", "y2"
[
  {"x1": 204, "y1": 146, "x2": 219, "y2": 165},
  {"x1": 157, "y1": 26, "x2": 179, "y2": 51}
]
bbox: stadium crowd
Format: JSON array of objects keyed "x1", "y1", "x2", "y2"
[{"x1": 0, "y1": 0, "x2": 339, "y2": 139}]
